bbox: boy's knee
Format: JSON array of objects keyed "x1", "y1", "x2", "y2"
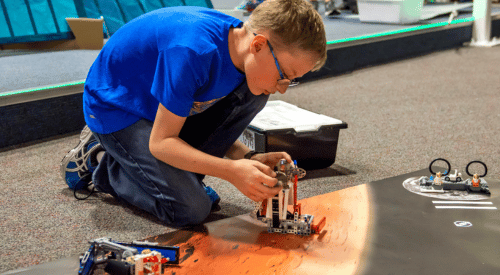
[
  {"x1": 160, "y1": 195, "x2": 212, "y2": 227},
  {"x1": 177, "y1": 205, "x2": 211, "y2": 226}
]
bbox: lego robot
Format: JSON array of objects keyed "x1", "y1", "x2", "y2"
[
  {"x1": 79, "y1": 237, "x2": 179, "y2": 275},
  {"x1": 419, "y1": 158, "x2": 490, "y2": 194},
  {"x1": 255, "y1": 160, "x2": 326, "y2": 235}
]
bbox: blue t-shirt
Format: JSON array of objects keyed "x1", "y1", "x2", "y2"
[{"x1": 83, "y1": 6, "x2": 245, "y2": 134}]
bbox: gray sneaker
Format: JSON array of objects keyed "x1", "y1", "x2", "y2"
[{"x1": 61, "y1": 125, "x2": 102, "y2": 190}]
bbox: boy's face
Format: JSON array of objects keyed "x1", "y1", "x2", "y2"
[{"x1": 245, "y1": 35, "x2": 317, "y2": 96}]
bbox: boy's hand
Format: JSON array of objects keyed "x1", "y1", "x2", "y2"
[
  {"x1": 249, "y1": 152, "x2": 293, "y2": 169},
  {"x1": 228, "y1": 159, "x2": 282, "y2": 202}
]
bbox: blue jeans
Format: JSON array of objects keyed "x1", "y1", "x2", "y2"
[{"x1": 91, "y1": 81, "x2": 269, "y2": 227}]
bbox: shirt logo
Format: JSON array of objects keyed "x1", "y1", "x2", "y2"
[{"x1": 189, "y1": 97, "x2": 224, "y2": 116}]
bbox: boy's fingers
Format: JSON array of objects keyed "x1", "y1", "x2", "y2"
[
  {"x1": 260, "y1": 174, "x2": 279, "y2": 187},
  {"x1": 268, "y1": 152, "x2": 292, "y2": 164},
  {"x1": 277, "y1": 152, "x2": 293, "y2": 163},
  {"x1": 254, "y1": 161, "x2": 276, "y2": 178},
  {"x1": 257, "y1": 180, "x2": 282, "y2": 197},
  {"x1": 282, "y1": 152, "x2": 293, "y2": 163},
  {"x1": 254, "y1": 185, "x2": 281, "y2": 200},
  {"x1": 249, "y1": 186, "x2": 278, "y2": 201}
]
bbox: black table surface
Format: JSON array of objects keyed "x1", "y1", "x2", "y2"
[{"x1": 4, "y1": 168, "x2": 499, "y2": 275}]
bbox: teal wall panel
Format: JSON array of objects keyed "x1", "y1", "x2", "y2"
[
  {"x1": 186, "y1": 0, "x2": 213, "y2": 9},
  {"x1": 0, "y1": 4, "x2": 11, "y2": 39},
  {"x1": 86, "y1": 0, "x2": 214, "y2": 35},
  {"x1": 119, "y1": 0, "x2": 146, "y2": 22},
  {"x1": 30, "y1": 0, "x2": 58, "y2": 35},
  {"x1": 140, "y1": 0, "x2": 163, "y2": 12},
  {"x1": 51, "y1": 0, "x2": 79, "y2": 33},
  {"x1": 1, "y1": 0, "x2": 80, "y2": 44},
  {"x1": 0, "y1": 0, "x2": 213, "y2": 44},
  {"x1": 82, "y1": 0, "x2": 101, "y2": 19},
  {"x1": 95, "y1": 0, "x2": 126, "y2": 34},
  {"x1": 160, "y1": 0, "x2": 185, "y2": 7},
  {"x1": 4, "y1": 1, "x2": 35, "y2": 37}
]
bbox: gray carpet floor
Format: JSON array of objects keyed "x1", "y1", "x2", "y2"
[{"x1": 1, "y1": 45, "x2": 499, "y2": 273}]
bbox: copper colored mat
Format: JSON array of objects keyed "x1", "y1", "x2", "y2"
[{"x1": 149, "y1": 184, "x2": 371, "y2": 275}]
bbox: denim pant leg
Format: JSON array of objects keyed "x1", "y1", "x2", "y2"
[
  {"x1": 93, "y1": 119, "x2": 212, "y2": 227},
  {"x1": 92, "y1": 81, "x2": 269, "y2": 227}
]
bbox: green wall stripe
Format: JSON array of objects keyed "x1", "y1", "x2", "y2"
[
  {"x1": 1, "y1": 81, "x2": 85, "y2": 98},
  {"x1": 327, "y1": 17, "x2": 475, "y2": 45}
]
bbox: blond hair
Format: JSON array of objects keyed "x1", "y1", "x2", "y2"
[{"x1": 245, "y1": 0, "x2": 327, "y2": 71}]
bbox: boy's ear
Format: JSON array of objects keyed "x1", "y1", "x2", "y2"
[{"x1": 250, "y1": 34, "x2": 267, "y2": 54}]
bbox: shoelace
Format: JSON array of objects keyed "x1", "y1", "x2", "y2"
[
  {"x1": 73, "y1": 179, "x2": 97, "y2": 201},
  {"x1": 69, "y1": 141, "x2": 100, "y2": 200},
  {"x1": 65, "y1": 143, "x2": 95, "y2": 176}
]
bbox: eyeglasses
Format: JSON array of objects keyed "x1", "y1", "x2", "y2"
[{"x1": 254, "y1": 33, "x2": 299, "y2": 88}]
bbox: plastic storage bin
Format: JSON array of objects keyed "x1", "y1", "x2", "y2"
[
  {"x1": 358, "y1": 0, "x2": 424, "y2": 24},
  {"x1": 238, "y1": 101, "x2": 348, "y2": 170}
]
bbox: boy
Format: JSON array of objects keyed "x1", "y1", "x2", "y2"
[{"x1": 61, "y1": 0, "x2": 326, "y2": 227}]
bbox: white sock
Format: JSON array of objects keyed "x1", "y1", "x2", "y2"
[{"x1": 96, "y1": 151, "x2": 105, "y2": 163}]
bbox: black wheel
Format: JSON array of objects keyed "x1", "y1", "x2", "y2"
[
  {"x1": 457, "y1": 177, "x2": 462, "y2": 182},
  {"x1": 466, "y1": 161, "x2": 487, "y2": 177},
  {"x1": 429, "y1": 158, "x2": 451, "y2": 176},
  {"x1": 445, "y1": 176, "x2": 450, "y2": 181}
]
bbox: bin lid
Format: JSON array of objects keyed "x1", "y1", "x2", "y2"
[{"x1": 248, "y1": 100, "x2": 345, "y2": 132}]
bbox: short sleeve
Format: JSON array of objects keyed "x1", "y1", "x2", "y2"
[{"x1": 150, "y1": 46, "x2": 213, "y2": 117}]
